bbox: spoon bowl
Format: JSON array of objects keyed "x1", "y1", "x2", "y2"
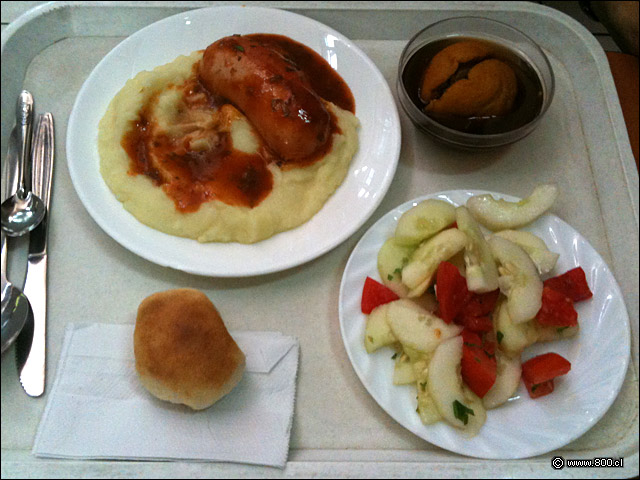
[
  {"x1": 1, "y1": 191, "x2": 46, "y2": 236},
  {"x1": 1, "y1": 277, "x2": 31, "y2": 354}
]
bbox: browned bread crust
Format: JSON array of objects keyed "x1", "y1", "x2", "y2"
[{"x1": 134, "y1": 288, "x2": 245, "y2": 410}]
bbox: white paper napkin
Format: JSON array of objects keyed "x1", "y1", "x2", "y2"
[{"x1": 33, "y1": 323, "x2": 299, "y2": 468}]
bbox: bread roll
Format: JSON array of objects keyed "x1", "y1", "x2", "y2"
[{"x1": 134, "y1": 288, "x2": 245, "y2": 410}]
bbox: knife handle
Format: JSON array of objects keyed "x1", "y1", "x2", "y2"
[
  {"x1": 31, "y1": 114, "x2": 54, "y2": 209},
  {"x1": 15, "y1": 91, "x2": 34, "y2": 195}
]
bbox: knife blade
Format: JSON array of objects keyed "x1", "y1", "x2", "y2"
[{"x1": 16, "y1": 113, "x2": 54, "y2": 397}]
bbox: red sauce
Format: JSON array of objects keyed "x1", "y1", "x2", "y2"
[
  {"x1": 122, "y1": 89, "x2": 273, "y2": 213},
  {"x1": 121, "y1": 34, "x2": 354, "y2": 213},
  {"x1": 245, "y1": 33, "x2": 356, "y2": 114}
]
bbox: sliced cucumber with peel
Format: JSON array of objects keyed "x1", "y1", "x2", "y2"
[
  {"x1": 467, "y1": 184, "x2": 558, "y2": 231},
  {"x1": 364, "y1": 303, "x2": 396, "y2": 353},
  {"x1": 456, "y1": 206, "x2": 499, "y2": 293},
  {"x1": 394, "y1": 199, "x2": 456, "y2": 246},
  {"x1": 393, "y1": 351, "x2": 416, "y2": 385},
  {"x1": 386, "y1": 299, "x2": 462, "y2": 353},
  {"x1": 415, "y1": 362, "x2": 442, "y2": 424},
  {"x1": 488, "y1": 235, "x2": 543, "y2": 323},
  {"x1": 535, "y1": 323, "x2": 579, "y2": 343},
  {"x1": 377, "y1": 237, "x2": 415, "y2": 297},
  {"x1": 428, "y1": 336, "x2": 487, "y2": 436},
  {"x1": 494, "y1": 230, "x2": 559, "y2": 275},
  {"x1": 493, "y1": 298, "x2": 538, "y2": 356},
  {"x1": 401, "y1": 228, "x2": 468, "y2": 297},
  {"x1": 482, "y1": 351, "x2": 522, "y2": 409}
]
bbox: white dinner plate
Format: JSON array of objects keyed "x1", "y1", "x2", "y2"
[
  {"x1": 339, "y1": 190, "x2": 631, "y2": 459},
  {"x1": 67, "y1": 6, "x2": 400, "y2": 277}
]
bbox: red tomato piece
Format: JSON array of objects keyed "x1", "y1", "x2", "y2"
[
  {"x1": 544, "y1": 267, "x2": 593, "y2": 302},
  {"x1": 460, "y1": 329, "x2": 497, "y2": 398},
  {"x1": 462, "y1": 289, "x2": 500, "y2": 317},
  {"x1": 361, "y1": 277, "x2": 399, "y2": 314},
  {"x1": 522, "y1": 352, "x2": 571, "y2": 386},
  {"x1": 435, "y1": 261, "x2": 469, "y2": 324},
  {"x1": 523, "y1": 378, "x2": 555, "y2": 399},
  {"x1": 460, "y1": 314, "x2": 493, "y2": 333},
  {"x1": 536, "y1": 287, "x2": 578, "y2": 327}
]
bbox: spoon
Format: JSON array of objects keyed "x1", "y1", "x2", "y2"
[
  {"x1": 1, "y1": 126, "x2": 32, "y2": 353},
  {"x1": 1, "y1": 230, "x2": 31, "y2": 354},
  {"x1": 0, "y1": 91, "x2": 46, "y2": 237}
]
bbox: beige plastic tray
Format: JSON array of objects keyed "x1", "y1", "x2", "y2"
[{"x1": 1, "y1": 2, "x2": 638, "y2": 478}]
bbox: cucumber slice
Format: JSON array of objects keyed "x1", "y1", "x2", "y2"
[
  {"x1": 401, "y1": 228, "x2": 468, "y2": 297},
  {"x1": 415, "y1": 363, "x2": 442, "y2": 425},
  {"x1": 393, "y1": 351, "x2": 417, "y2": 385},
  {"x1": 364, "y1": 303, "x2": 396, "y2": 353},
  {"x1": 482, "y1": 351, "x2": 522, "y2": 409},
  {"x1": 535, "y1": 323, "x2": 579, "y2": 343},
  {"x1": 428, "y1": 336, "x2": 487, "y2": 436},
  {"x1": 386, "y1": 299, "x2": 462, "y2": 353},
  {"x1": 467, "y1": 184, "x2": 558, "y2": 231},
  {"x1": 394, "y1": 199, "x2": 456, "y2": 246},
  {"x1": 488, "y1": 235, "x2": 543, "y2": 323},
  {"x1": 456, "y1": 206, "x2": 499, "y2": 293},
  {"x1": 377, "y1": 237, "x2": 415, "y2": 296},
  {"x1": 494, "y1": 230, "x2": 559, "y2": 275},
  {"x1": 493, "y1": 298, "x2": 538, "y2": 356}
]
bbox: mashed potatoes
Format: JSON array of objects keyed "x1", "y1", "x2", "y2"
[{"x1": 98, "y1": 50, "x2": 359, "y2": 244}]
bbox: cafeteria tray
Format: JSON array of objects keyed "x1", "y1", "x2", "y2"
[{"x1": 1, "y1": 2, "x2": 638, "y2": 478}]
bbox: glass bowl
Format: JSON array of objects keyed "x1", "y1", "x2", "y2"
[{"x1": 397, "y1": 17, "x2": 555, "y2": 149}]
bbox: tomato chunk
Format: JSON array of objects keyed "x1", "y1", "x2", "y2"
[
  {"x1": 435, "y1": 261, "x2": 469, "y2": 324},
  {"x1": 536, "y1": 287, "x2": 578, "y2": 327},
  {"x1": 460, "y1": 329, "x2": 497, "y2": 398},
  {"x1": 521, "y1": 353, "x2": 571, "y2": 398},
  {"x1": 462, "y1": 289, "x2": 500, "y2": 317},
  {"x1": 544, "y1": 267, "x2": 593, "y2": 302},
  {"x1": 361, "y1": 277, "x2": 399, "y2": 314},
  {"x1": 459, "y1": 314, "x2": 493, "y2": 333},
  {"x1": 523, "y1": 378, "x2": 555, "y2": 399}
]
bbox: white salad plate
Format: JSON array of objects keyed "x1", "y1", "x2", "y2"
[
  {"x1": 339, "y1": 190, "x2": 631, "y2": 459},
  {"x1": 66, "y1": 6, "x2": 400, "y2": 277}
]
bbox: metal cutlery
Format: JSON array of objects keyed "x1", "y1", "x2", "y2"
[
  {"x1": 0, "y1": 91, "x2": 46, "y2": 236},
  {"x1": 16, "y1": 112, "x2": 54, "y2": 396},
  {"x1": 1, "y1": 123, "x2": 32, "y2": 354}
]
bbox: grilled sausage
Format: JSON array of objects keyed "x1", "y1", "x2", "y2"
[{"x1": 199, "y1": 35, "x2": 331, "y2": 162}]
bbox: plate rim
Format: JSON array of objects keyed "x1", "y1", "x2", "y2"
[
  {"x1": 338, "y1": 189, "x2": 631, "y2": 459},
  {"x1": 66, "y1": 5, "x2": 401, "y2": 277}
]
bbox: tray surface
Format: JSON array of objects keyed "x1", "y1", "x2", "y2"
[{"x1": 1, "y1": 2, "x2": 638, "y2": 478}]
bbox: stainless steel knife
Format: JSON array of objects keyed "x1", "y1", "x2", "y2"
[{"x1": 16, "y1": 113, "x2": 54, "y2": 397}]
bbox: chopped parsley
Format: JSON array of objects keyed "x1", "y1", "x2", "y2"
[
  {"x1": 452, "y1": 400, "x2": 475, "y2": 425},
  {"x1": 496, "y1": 331, "x2": 504, "y2": 344},
  {"x1": 233, "y1": 44, "x2": 245, "y2": 52},
  {"x1": 556, "y1": 326, "x2": 569, "y2": 334},
  {"x1": 391, "y1": 353, "x2": 398, "y2": 360}
]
